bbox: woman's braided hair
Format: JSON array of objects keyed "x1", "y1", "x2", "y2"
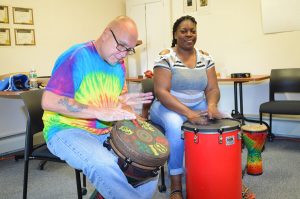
[{"x1": 171, "y1": 15, "x2": 197, "y2": 47}]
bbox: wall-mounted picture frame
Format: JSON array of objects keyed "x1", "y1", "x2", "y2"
[
  {"x1": 13, "y1": 7, "x2": 34, "y2": 25},
  {"x1": 184, "y1": 0, "x2": 197, "y2": 13},
  {"x1": 197, "y1": 0, "x2": 211, "y2": 15},
  {"x1": 14, "y1": 29, "x2": 35, "y2": 45},
  {"x1": 199, "y1": 0, "x2": 208, "y2": 7},
  {"x1": 0, "y1": 5, "x2": 9, "y2": 23},
  {"x1": 0, "y1": 28, "x2": 11, "y2": 46}
]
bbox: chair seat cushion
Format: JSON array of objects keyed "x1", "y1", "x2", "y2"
[{"x1": 260, "y1": 101, "x2": 300, "y2": 115}]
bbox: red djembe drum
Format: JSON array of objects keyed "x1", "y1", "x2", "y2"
[
  {"x1": 241, "y1": 124, "x2": 268, "y2": 175},
  {"x1": 104, "y1": 119, "x2": 170, "y2": 187},
  {"x1": 182, "y1": 118, "x2": 242, "y2": 199}
]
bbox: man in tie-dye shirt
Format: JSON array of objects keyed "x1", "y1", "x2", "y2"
[{"x1": 42, "y1": 16, "x2": 156, "y2": 199}]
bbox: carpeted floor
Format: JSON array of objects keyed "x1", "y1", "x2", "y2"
[{"x1": 0, "y1": 137, "x2": 299, "y2": 199}]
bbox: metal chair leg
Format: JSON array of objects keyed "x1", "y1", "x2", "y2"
[
  {"x1": 158, "y1": 165, "x2": 166, "y2": 192},
  {"x1": 22, "y1": 160, "x2": 29, "y2": 199},
  {"x1": 82, "y1": 173, "x2": 87, "y2": 195},
  {"x1": 75, "y1": 169, "x2": 83, "y2": 199},
  {"x1": 39, "y1": 160, "x2": 47, "y2": 170},
  {"x1": 268, "y1": 114, "x2": 275, "y2": 141}
]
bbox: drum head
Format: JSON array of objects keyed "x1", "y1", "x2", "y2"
[
  {"x1": 241, "y1": 124, "x2": 267, "y2": 132},
  {"x1": 182, "y1": 118, "x2": 241, "y2": 133},
  {"x1": 111, "y1": 119, "x2": 169, "y2": 167}
]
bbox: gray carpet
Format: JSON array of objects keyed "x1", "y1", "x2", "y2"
[{"x1": 0, "y1": 138, "x2": 299, "y2": 199}]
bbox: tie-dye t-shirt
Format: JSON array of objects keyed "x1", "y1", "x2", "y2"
[{"x1": 43, "y1": 41, "x2": 127, "y2": 141}]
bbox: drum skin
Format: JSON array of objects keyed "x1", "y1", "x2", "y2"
[
  {"x1": 109, "y1": 119, "x2": 169, "y2": 186},
  {"x1": 242, "y1": 124, "x2": 268, "y2": 175},
  {"x1": 182, "y1": 118, "x2": 242, "y2": 199}
]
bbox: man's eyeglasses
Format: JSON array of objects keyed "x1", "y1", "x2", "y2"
[{"x1": 109, "y1": 29, "x2": 135, "y2": 55}]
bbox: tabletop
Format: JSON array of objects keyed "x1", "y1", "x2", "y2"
[
  {"x1": 217, "y1": 75, "x2": 270, "y2": 83},
  {"x1": 0, "y1": 77, "x2": 49, "y2": 97},
  {"x1": 126, "y1": 75, "x2": 270, "y2": 83}
]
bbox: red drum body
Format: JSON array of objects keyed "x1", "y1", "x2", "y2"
[
  {"x1": 241, "y1": 124, "x2": 268, "y2": 175},
  {"x1": 104, "y1": 119, "x2": 169, "y2": 187},
  {"x1": 182, "y1": 118, "x2": 242, "y2": 199}
]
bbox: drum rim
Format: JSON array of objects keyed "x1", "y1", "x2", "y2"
[
  {"x1": 181, "y1": 118, "x2": 241, "y2": 133},
  {"x1": 109, "y1": 139, "x2": 158, "y2": 170},
  {"x1": 111, "y1": 120, "x2": 169, "y2": 167},
  {"x1": 241, "y1": 124, "x2": 268, "y2": 132}
]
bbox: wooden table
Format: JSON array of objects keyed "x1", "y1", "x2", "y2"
[
  {"x1": 217, "y1": 75, "x2": 270, "y2": 83},
  {"x1": 126, "y1": 77, "x2": 145, "y2": 83},
  {"x1": 0, "y1": 77, "x2": 49, "y2": 98},
  {"x1": 218, "y1": 75, "x2": 270, "y2": 123}
]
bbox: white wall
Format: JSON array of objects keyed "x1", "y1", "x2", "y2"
[
  {"x1": 0, "y1": 0, "x2": 126, "y2": 76},
  {"x1": 171, "y1": 0, "x2": 300, "y2": 75}
]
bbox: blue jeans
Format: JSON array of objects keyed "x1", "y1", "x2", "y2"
[
  {"x1": 47, "y1": 128, "x2": 158, "y2": 199},
  {"x1": 150, "y1": 100, "x2": 208, "y2": 176}
]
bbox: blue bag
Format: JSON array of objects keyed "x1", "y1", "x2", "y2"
[{"x1": 0, "y1": 74, "x2": 30, "y2": 91}]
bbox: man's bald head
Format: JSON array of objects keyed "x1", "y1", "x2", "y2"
[
  {"x1": 94, "y1": 16, "x2": 138, "y2": 65},
  {"x1": 108, "y1": 16, "x2": 138, "y2": 36}
]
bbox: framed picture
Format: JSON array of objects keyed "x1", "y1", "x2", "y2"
[
  {"x1": 0, "y1": 28, "x2": 11, "y2": 46},
  {"x1": 183, "y1": 0, "x2": 197, "y2": 13},
  {"x1": 197, "y1": 0, "x2": 211, "y2": 15},
  {"x1": 0, "y1": 5, "x2": 9, "y2": 23},
  {"x1": 14, "y1": 29, "x2": 35, "y2": 45},
  {"x1": 199, "y1": 0, "x2": 208, "y2": 7},
  {"x1": 13, "y1": 7, "x2": 34, "y2": 25}
]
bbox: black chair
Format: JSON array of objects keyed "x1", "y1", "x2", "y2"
[
  {"x1": 20, "y1": 89, "x2": 87, "y2": 199},
  {"x1": 259, "y1": 68, "x2": 300, "y2": 141},
  {"x1": 141, "y1": 78, "x2": 166, "y2": 192}
]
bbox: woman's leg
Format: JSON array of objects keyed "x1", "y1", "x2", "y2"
[
  {"x1": 150, "y1": 101, "x2": 186, "y2": 198},
  {"x1": 150, "y1": 101, "x2": 186, "y2": 176},
  {"x1": 47, "y1": 128, "x2": 157, "y2": 199}
]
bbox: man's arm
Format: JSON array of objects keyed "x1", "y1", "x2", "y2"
[{"x1": 41, "y1": 90, "x2": 136, "y2": 121}]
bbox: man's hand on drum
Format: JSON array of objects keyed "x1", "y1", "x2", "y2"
[
  {"x1": 118, "y1": 92, "x2": 154, "y2": 107},
  {"x1": 95, "y1": 107, "x2": 136, "y2": 122},
  {"x1": 187, "y1": 110, "x2": 209, "y2": 125},
  {"x1": 94, "y1": 92, "x2": 154, "y2": 122}
]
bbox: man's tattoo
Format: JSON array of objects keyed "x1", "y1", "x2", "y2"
[{"x1": 58, "y1": 97, "x2": 88, "y2": 112}]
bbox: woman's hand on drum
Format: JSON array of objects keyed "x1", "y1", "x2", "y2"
[
  {"x1": 187, "y1": 110, "x2": 209, "y2": 125},
  {"x1": 118, "y1": 92, "x2": 154, "y2": 107},
  {"x1": 95, "y1": 107, "x2": 136, "y2": 122},
  {"x1": 207, "y1": 105, "x2": 224, "y2": 120}
]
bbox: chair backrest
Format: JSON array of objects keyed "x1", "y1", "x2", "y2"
[
  {"x1": 141, "y1": 78, "x2": 154, "y2": 119},
  {"x1": 20, "y1": 89, "x2": 45, "y2": 157},
  {"x1": 141, "y1": 78, "x2": 154, "y2": 94},
  {"x1": 270, "y1": 68, "x2": 300, "y2": 101}
]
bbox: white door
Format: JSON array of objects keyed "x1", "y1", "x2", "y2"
[
  {"x1": 126, "y1": 3, "x2": 147, "y2": 77},
  {"x1": 126, "y1": 0, "x2": 171, "y2": 77},
  {"x1": 145, "y1": 1, "x2": 170, "y2": 72}
]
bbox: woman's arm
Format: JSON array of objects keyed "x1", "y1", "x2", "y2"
[{"x1": 205, "y1": 66, "x2": 223, "y2": 119}]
